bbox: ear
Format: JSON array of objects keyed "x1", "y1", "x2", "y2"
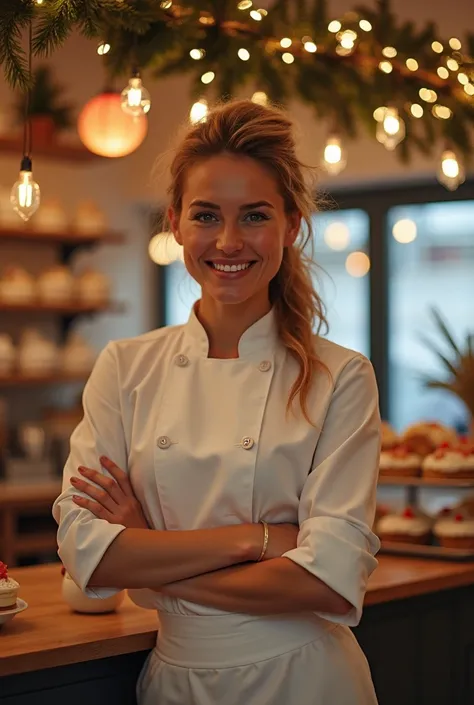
[
  {"x1": 284, "y1": 211, "x2": 301, "y2": 247},
  {"x1": 168, "y1": 206, "x2": 182, "y2": 246}
]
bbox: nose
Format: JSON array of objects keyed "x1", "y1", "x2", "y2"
[{"x1": 216, "y1": 224, "x2": 244, "y2": 254}]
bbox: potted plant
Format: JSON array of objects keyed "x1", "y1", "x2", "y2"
[
  {"x1": 14, "y1": 65, "x2": 74, "y2": 146},
  {"x1": 421, "y1": 308, "x2": 474, "y2": 438}
]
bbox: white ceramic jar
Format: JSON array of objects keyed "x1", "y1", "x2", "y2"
[
  {"x1": 62, "y1": 572, "x2": 125, "y2": 614},
  {"x1": 0, "y1": 334, "x2": 15, "y2": 375}
]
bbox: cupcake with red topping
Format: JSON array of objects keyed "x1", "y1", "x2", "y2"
[
  {"x1": 422, "y1": 442, "x2": 474, "y2": 480},
  {"x1": 402, "y1": 422, "x2": 458, "y2": 457},
  {"x1": 379, "y1": 444, "x2": 422, "y2": 477},
  {"x1": 0, "y1": 562, "x2": 19, "y2": 611},
  {"x1": 433, "y1": 510, "x2": 474, "y2": 549},
  {"x1": 377, "y1": 506, "x2": 432, "y2": 545}
]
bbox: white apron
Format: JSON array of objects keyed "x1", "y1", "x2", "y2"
[{"x1": 53, "y1": 302, "x2": 381, "y2": 705}]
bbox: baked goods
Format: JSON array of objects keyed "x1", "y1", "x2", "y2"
[
  {"x1": 381, "y1": 421, "x2": 399, "y2": 450},
  {"x1": 0, "y1": 562, "x2": 19, "y2": 611},
  {"x1": 377, "y1": 506, "x2": 432, "y2": 545},
  {"x1": 17, "y1": 328, "x2": 58, "y2": 376},
  {"x1": 379, "y1": 445, "x2": 422, "y2": 477},
  {"x1": 61, "y1": 333, "x2": 96, "y2": 374},
  {"x1": 75, "y1": 268, "x2": 111, "y2": 306},
  {"x1": 402, "y1": 422, "x2": 458, "y2": 457},
  {"x1": 433, "y1": 510, "x2": 474, "y2": 550},
  {"x1": 422, "y1": 443, "x2": 474, "y2": 480},
  {"x1": 0, "y1": 265, "x2": 36, "y2": 304},
  {"x1": 37, "y1": 265, "x2": 75, "y2": 304}
]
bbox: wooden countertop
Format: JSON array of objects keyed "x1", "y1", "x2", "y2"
[{"x1": 2, "y1": 556, "x2": 474, "y2": 677}]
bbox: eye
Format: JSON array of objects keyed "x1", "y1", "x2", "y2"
[
  {"x1": 244, "y1": 211, "x2": 270, "y2": 223},
  {"x1": 192, "y1": 211, "x2": 218, "y2": 223}
]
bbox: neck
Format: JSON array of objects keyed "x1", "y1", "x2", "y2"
[{"x1": 196, "y1": 294, "x2": 272, "y2": 359}]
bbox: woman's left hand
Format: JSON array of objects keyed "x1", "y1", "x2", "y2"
[{"x1": 71, "y1": 456, "x2": 149, "y2": 530}]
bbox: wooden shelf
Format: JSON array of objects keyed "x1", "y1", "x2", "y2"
[
  {"x1": 0, "y1": 480, "x2": 61, "y2": 507},
  {"x1": 0, "y1": 300, "x2": 125, "y2": 314},
  {"x1": 0, "y1": 135, "x2": 99, "y2": 163},
  {"x1": 15, "y1": 533, "x2": 58, "y2": 556},
  {"x1": 380, "y1": 540, "x2": 474, "y2": 562},
  {"x1": 378, "y1": 475, "x2": 474, "y2": 488},
  {"x1": 0, "y1": 227, "x2": 124, "y2": 246},
  {"x1": 0, "y1": 372, "x2": 88, "y2": 387}
]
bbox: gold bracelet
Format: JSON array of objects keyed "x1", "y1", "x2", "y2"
[{"x1": 257, "y1": 520, "x2": 269, "y2": 562}]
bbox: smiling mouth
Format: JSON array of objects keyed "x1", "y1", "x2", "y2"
[{"x1": 206, "y1": 261, "x2": 257, "y2": 273}]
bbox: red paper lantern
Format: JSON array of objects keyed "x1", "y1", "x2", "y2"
[{"x1": 78, "y1": 91, "x2": 148, "y2": 158}]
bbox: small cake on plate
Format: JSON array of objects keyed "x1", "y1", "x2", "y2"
[
  {"x1": 0, "y1": 561, "x2": 19, "y2": 611},
  {"x1": 379, "y1": 445, "x2": 422, "y2": 477},
  {"x1": 433, "y1": 510, "x2": 474, "y2": 550},
  {"x1": 377, "y1": 506, "x2": 432, "y2": 545},
  {"x1": 381, "y1": 421, "x2": 399, "y2": 450},
  {"x1": 422, "y1": 443, "x2": 474, "y2": 480},
  {"x1": 402, "y1": 422, "x2": 458, "y2": 457}
]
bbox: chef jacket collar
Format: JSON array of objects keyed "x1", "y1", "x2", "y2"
[{"x1": 184, "y1": 300, "x2": 279, "y2": 359}]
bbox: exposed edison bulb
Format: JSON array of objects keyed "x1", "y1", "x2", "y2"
[
  {"x1": 190, "y1": 99, "x2": 208, "y2": 124},
  {"x1": 437, "y1": 150, "x2": 465, "y2": 191},
  {"x1": 10, "y1": 158, "x2": 41, "y2": 222},
  {"x1": 322, "y1": 135, "x2": 347, "y2": 175},
  {"x1": 376, "y1": 107, "x2": 405, "y2": 150},
  {"x1": 97, "y1": 42, "x2": 110, "y2": 55},
  {"x1": 121, "y1": 73, "x2": 151, "y2": 116},
  {"x1": 251, "y1": 91, "x2": 268, "y2": 105},
  {"x1": 148, "y1": 232, "x2": 183, "y2": 265}
]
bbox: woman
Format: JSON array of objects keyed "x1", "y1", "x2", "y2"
[{"x1": 53, "y1": 99, "x2": 381, "y2": 705}]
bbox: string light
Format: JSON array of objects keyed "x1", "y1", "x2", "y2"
[
  {"x1": 238, "y1": 48, "x2": 250, "y2": 61},
  {"x1": 282, "y1": 53, "x2": 295, "y2": 64},
  {"x1": 359, "y1": 20, "x2": 372, "y2": 32},
  {"x1": 249, "y1": 10, "x2": 262, "y2": 20},
  {"x1": 419, "y1": 88, "x2": 437, "y2": 103},
  {"x1": 121, "y1": 71, "x2": 151, "y2": 116},
  {"x1": 160, "y1": 1, "x2": 173, "y2": 8},
  {"x1": 379, "y1": 61, "x2": 393, "y2": 74},
  {"x1": 346, "y1": 252, "x2": 370, "y2": 277},
  {"x1": 382, "y1": 46, "x2": 397, "y2": 58},
  {"x1": 431, "y1": 41, "x2": 443, "y2": 53},
  {"x1": 322, "y1": 135, "x2": 347, "y2": 175},
  {"x1": 201, "y1": 71, "x2": 215, "y2": 84},
  {"x1": 199, "y1": 15, "x2": 215, "y2": 25},
  {"x1": 97, "y1": 42, "x2": 110, "y2": 55},
  {"x1": 338, "y1": 30, "x2": 357, "y2": 51},
  {"x1": 446, "y1": 58, "x2": 459, "y2": 71},
  {"x1": 406, "y1": 58, "x2": 419, "y2": 71},
  {"x1": 392, "y1": 219, "x2": 417, "y2": 244},
  {"x1": 190, "y1": 99, "x2": 208, "y2": 124},
  {"x1": 324, "y1": 222, "x2": 350, "y2": 250},
  {"x1": 328, "y1": 21, "x2": 342, "y2": 33},
  {"x1": 258, "y1": 9, "x2": 268, "y2": 17},
  {"x1": 432, "y1": 105, "x2": 452, "y2": 120},
  {"x1": 34, "y1": 0, "x2": 44, "y2": 4},
  {"x1": 449, "y1": 38, "x2": 462, "y2": 50},
  {"x1": 437, "y1": 149, "x2": 465, "y2": 191},
  {"x1": 464, "y1": 83, "x2": 474, "y2": 96},
  {"x1": 376, "y1": 107, "x2": 405, "y2": 150},
  {"x1": 304, "y1": 41, "x2": 317, "y2": 53},
  {"x1": 437, "y1": 67, "x2": 449, "y2": 79},
  {"x1": 190, "y1": 48, "x2": 205, "y2": 60},
  {"x1": 237, "y1": 0, "x2": 253, "y2": 9},
  {"x1": 373, "y1": 106, "x2": 387, "y2": 122},
  {"x1": 457, "y1": 73, "x2": 469, "y2": 85},
  {"x1": 148, "y1": 232, "x2": 183, "y2": 265},
  {"x1": 280, "y1": 38, "x2": 292, "y2": 48},
  {"x1": 410, "y1": 103, "x2": 424, "y2": 118},
  {"x1": 251, "y1": 91, "x2": 268, "y2": 105}
]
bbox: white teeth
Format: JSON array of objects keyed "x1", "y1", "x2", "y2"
[{"x1": 211, "y1": 262, "x2": 252, "y2": 272}]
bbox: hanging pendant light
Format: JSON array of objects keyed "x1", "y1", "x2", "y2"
[
  {"x1": 376, "y1": 107, "x2": 405, "y2": 150},
  {"x1": 120, "y1": 68, "x2": 151, "y2": 117},
  {"x1": 437, "y1": 149, "x2": 465, "y2": 190},
  {"x1": 321, "y1": 135, "x2": 347, "y2": 175}
]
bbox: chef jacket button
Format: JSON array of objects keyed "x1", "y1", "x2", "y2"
[
  {"x1": 258, "y1": 360, "x2": 272, "y2": 372},
  {"x1": 157, "y1": 435, "x2": 172, "y2": 449},
  {"x1": 241, "y1": 436, "x2": 255, "y2": 450},
  {"x1": 175, "y1": 354, "x2": 189, "y2": 367}
]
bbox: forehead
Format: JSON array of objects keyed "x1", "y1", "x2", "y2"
[{"x1": 182, "y1": 153, "x2": 283, "y2": 206}]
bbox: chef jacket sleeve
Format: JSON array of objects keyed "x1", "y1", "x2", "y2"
[
  {"x1": 52, "y1": 342, "x2": 128, "y2": 598},
  {"x1": 282, "y1": 354, "x2": 381, "y2": 626}
]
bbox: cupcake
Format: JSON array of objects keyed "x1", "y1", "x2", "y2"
[
  {"x1": 433, "y1": 510, "x2": 474, "y2": 550},
  {"x1": 0, "y1": 562, "x2": 19, "y2": 611},
  {"x1": 75, "y1": 268, "x2": 111, "y2": 306},
  {"x1": 0, "y1": 265, "x2": 36, "y2": 304},
  {"x1": 37, "y1": 265, "x2": 75, "y2": 304},
  {"x1": 402, "y1": 422, "x2": 458, "y2": 457},
  {"x1": 381, "y1": 421, "x2": 399, "y2": 450},
  {"x1": 377, "y1": 506, "x2": 432, "y2": 545},
  {"x1": 422, "y1": 443, "x2": 474, "y2": 480},
  {"x1": 379, "y1": 445, "x2": 422, "y2": 477}
]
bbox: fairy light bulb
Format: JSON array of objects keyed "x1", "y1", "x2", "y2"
[
  {"x1": 10, "y1": 157, "x2": 40, "y2": 221},
  {"x1": 322, "y1": 135, "x2": 347, "y2": 175},
  {"x1": 251, "y1": 91, "x2": 268, "y2": 105},
  {"x1": 121, "y1": 72, "x2": 151, "y2": 116},
  {"x1": 376, "y1": 107, "x2": 405, "y2": 150},
  {"x1": 437, "y1": 150, "x2": 465, "y2": 191},
  {"x1": 339, "y1": 29, "x2": 357, "y2": 51},
  {"x1": 190, "y1": 99, "x2": 208, "y2": 124}
]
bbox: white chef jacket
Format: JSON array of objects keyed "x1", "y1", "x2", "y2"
[{"x1": 53, "y1": 302, "x2": 381, "y2": 705}]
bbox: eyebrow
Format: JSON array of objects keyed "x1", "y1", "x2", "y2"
[{"x1": 189, "y1": 199, "x2": 274, "y2": 210}]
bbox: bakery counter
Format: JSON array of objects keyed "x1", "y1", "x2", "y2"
[{"x1": 2, "y1": 557, "x2": 474, "y2": 705}]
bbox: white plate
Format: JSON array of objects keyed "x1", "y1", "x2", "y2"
[{"x1": 0, "y1": 598, "x2": 28, "y2": 628}]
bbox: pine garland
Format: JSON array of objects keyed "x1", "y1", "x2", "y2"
[{"x1": 1, "y1": 0, "x2": 473, "y2": 163}]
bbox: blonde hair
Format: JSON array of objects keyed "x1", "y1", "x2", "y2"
[{"x1": 168, "y1": 99, "x2": 328, "y2": 426}]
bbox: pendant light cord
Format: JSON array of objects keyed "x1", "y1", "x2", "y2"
[{"x1": 23, "y1": 20, "x2": 33, "y2": 159}]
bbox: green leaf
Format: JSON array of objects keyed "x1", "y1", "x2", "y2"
[
  {"x1": 430, "y1": 308, "x2": 462, "y2": 358},
  {"x1": 418, "y1": 334, "x2": 459, "y2": 377}
]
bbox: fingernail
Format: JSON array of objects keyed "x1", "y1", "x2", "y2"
[
  {"x1": 72, "y1": 495, "x2": 81, "y2": 502},
  {"x1": 71, "y1": 477, "x2": 78, "y2": 484},
  {"x1": 99, "y1": 456, "x2": 107, "y2": 464},
  {"x1": 78, "y1": 467, "x2": 86, "y2": 474}
]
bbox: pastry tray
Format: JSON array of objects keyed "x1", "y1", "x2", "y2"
[{"x1": 380, "y1": 541, "x2": 474, "y2": 561}]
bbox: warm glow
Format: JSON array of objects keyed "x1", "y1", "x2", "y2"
[
  {"x1": 438, "y1": 150, "x2": 465, "y2": 191},
  {"x1": 457, "y1": 73, "x2": 469, "y2": 85},
  {"x1": 379, "y1": 61, "x2": 393, "y2": 74},
  {"x1": 282, "y1": 53, "x2": 295, "y2": 64},
  {"x1": 78, "y1": 92, "x2": 148, "y2": 158},
  {"x1": 322, "y1": 135, "x2": 347, "y2": 175},
  {"x1": 410, "y1": 103, "x2": 424, "y2": 118},
  {"x1": 251, "y1": 91, "x2": 268, "y2": 105},
  {"x1": 406, "y1": 58, "x2": 419, "y2": 71},
  {"x1": 432, "y1": 105, "x2": 452, "y2": 120},
  {"x1": 437, "y1": 67, "x2": 449, "y2": 79},
  {"x1": 382, "y1": 46, "x2": 397, "y2": 58},
  {"x1": 373, "y1": 106, "x2": 387, "y2": 122},
  {"x1": 190, "y1": 99, "x2": 208, "y2": 124},
  {"x1": 280, "y1": 38, "x2": 292, "y2": 48},
  {"x1": 304, "y1": 41, "x2": 317, "y2": 53},
  {"x1": 446, "y1": 58, "x2": 459, "y2": 71},
  {"x1": 359, "y1": 20, "x2": 372, "y2": 31},
  {"x1": 392, "y1": 219, "x2": 417, "y2": 244},
  {"x1": 10, "y1": 169, "x2": 41, "y2": 221},
  {"x1": 201, "y1": 71, "x2": 215, "y2": 84},
  {"x1": 149, "y1": 233, "x2": 183, "y2": 265},
  {"x1": 419, "y1": 88, "x2": 437, "y2": 103},
  {"x1": 339, "y1": 30, "x2": 357, "y2": 49},
  {"x1": 345, "y1": 252, "x2": 370, "y2": 277},
  {"x1": 324, "y1": 222, "x2": 350, "y2": 250},
  {"x1": 431, "y1": 41, "x2": 443, "y2": 53},
  {"x1": 442, "y1": 155, "x2": 460, "y2": 178},
  {"x1": 97, "y1": 42, "x2": 110, "y2": 55},
  {"x1": 250, "y1": 10, "x2": 262, "y2": 20},
  {"x1": 449, "y1": 37, "x2": 462, "y2": 50},
  {"x1": 190, "y1": 48, "x2": 205, "y2": 60},
  {"x1": 238, "y1": 48, "x2": 250, "y2": 61},
  {"x1": 160, "y1": 1, "x2": 173, "y2": 7},
  {"x1": 328, "y1": 20, "x2": 342, "y2": 33},
  {"x1": 237, "y1": 0, "x2": 253, "y2": 9},
  {"x1": 464, "y1": 83, "x2": 474, "y2": 96}
]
